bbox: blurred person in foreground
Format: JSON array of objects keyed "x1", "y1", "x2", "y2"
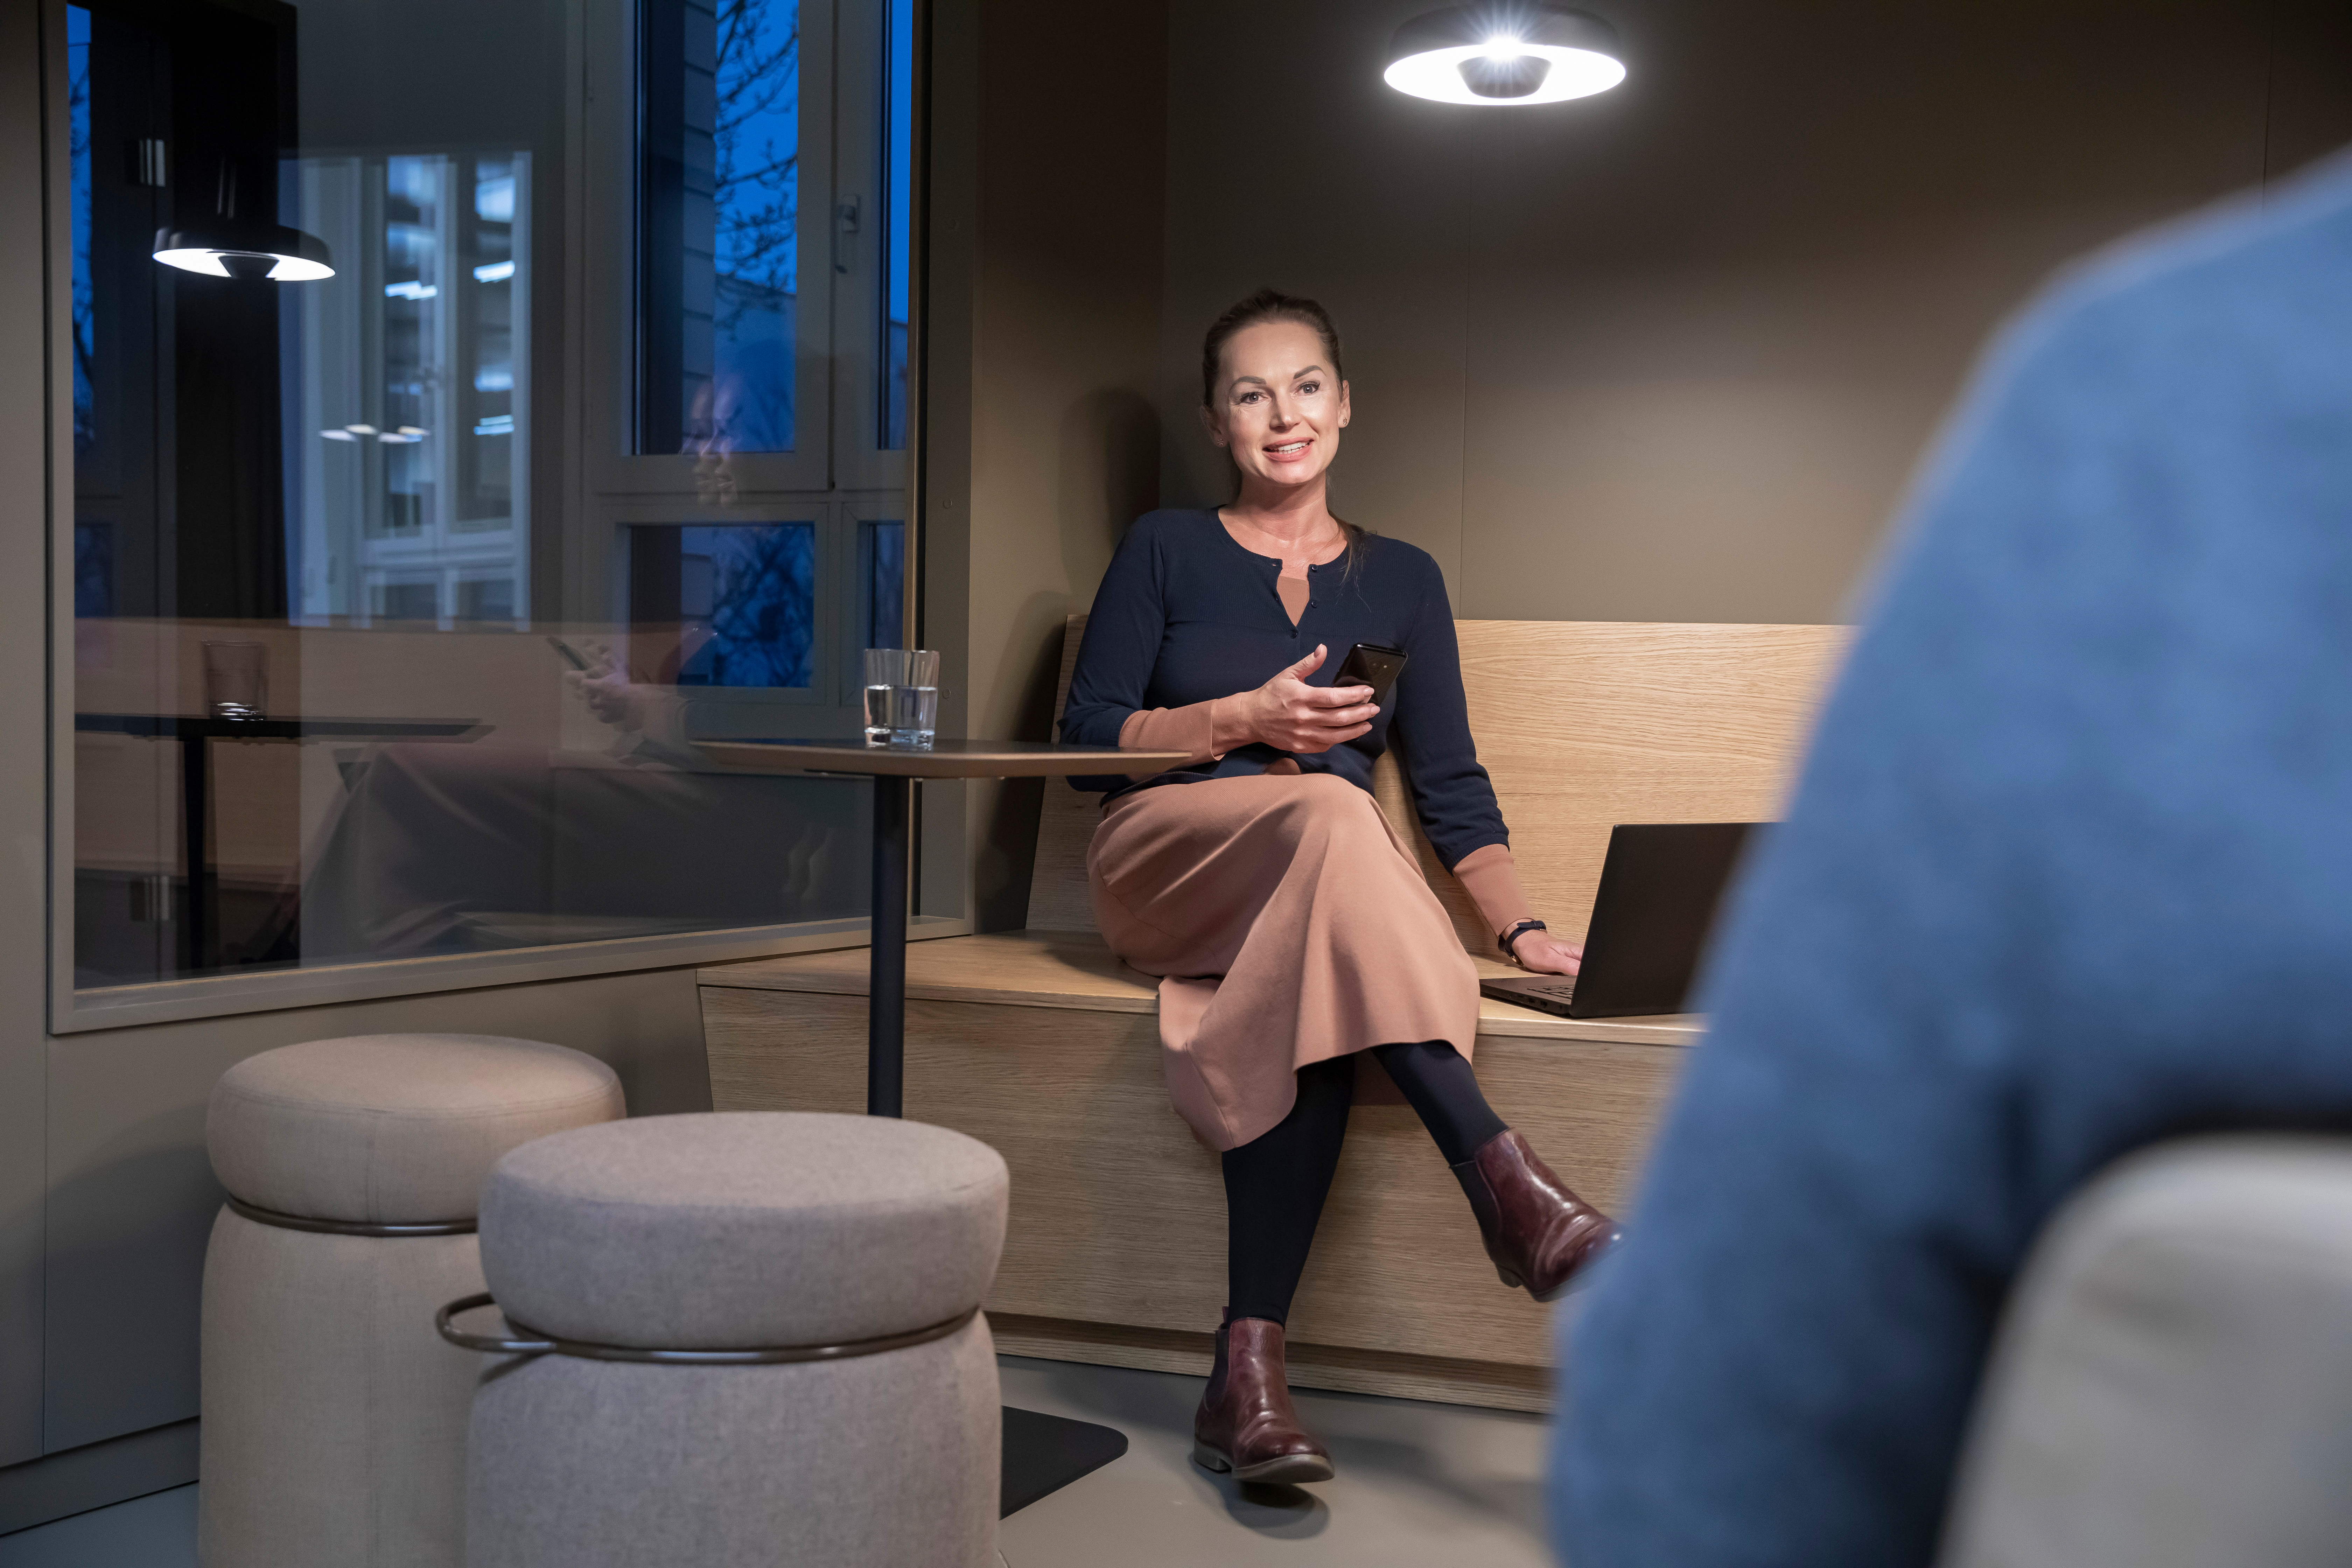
[{"x1": 1553, "y1": 149, "x2": 2352, "y2": 1567}]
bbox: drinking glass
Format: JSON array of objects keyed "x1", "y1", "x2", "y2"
[
  {"x1": 202, "y1": 641, "x2": 268, "y2": 720},
  {"x1": 862, "y1": 648, "x2": 940, "y2": 747}
]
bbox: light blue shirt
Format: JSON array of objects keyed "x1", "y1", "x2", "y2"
[{"x1": 1554, "y1": 150, "x2": 2352, "y2": 1566}]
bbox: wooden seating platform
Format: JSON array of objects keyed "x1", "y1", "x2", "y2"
[{"x1": 700, "y1": 618, "x2": 1846, "y2": 1411}]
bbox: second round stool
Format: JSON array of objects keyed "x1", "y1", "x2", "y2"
[
  {"x1": 200, "y1": 1032, "x2": 625, "y2": 1568},
  {"x1": 454, "y1": 1111, "x2": 1009, "y2": 1568}
]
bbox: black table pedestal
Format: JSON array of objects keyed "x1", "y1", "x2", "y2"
[
  {"x1": 859, "y1": 773, "x2": 1130, "y2": 1515},
  {"x1": 867, "y1": 774, "x2": 910, "y2": 1118}
]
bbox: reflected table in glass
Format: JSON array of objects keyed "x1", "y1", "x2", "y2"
[
  {"x1": 696, "y1": 738, "x2": 1192, "y2": 1518},
  {"x1": 75, "y1": 713, "x2": 488, "y2": 974}
]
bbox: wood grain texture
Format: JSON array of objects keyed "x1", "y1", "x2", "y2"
[
  {"x1": 1386, "y1": 620, "x2": 1852, "y2": 951},
  {"x1": 1030, "y1": 614, "x2": 1848, "y2": 945},
  {"x1": 698, "y1": 929, "x2": 1702, "y2": 1045},
  {"x1": 700, "y1": 979, "x2": 1687, "y2": 1393}
]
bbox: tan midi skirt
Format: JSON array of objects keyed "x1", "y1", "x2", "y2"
[{"x1": 1086, "y1": 772, "x2": 1481, "y2": 1151}]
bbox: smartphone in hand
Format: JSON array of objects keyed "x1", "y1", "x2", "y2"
[{"x1": 1336, "y1": 641, "x2": 1408, "y2": 703}]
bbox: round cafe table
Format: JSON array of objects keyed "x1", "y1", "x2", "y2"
[{"x1": 695, "y1": 739, "x2": 1191, "y2": 1117}]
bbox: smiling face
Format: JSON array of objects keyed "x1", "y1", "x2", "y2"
[{"x1": 1201, "y1": 318, "x2": 1351, "y2": 493}]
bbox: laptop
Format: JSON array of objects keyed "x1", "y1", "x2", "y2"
[{"x1": 1478, "y1": 823, "x2": 1758, "y2": 1020}]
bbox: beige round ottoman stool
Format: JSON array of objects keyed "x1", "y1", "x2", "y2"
[
  {"x1": 447, "y1": 1112, "x2": 1008, "y2": 1568},
  {"x1": 199, "y1": 1034, "x2": 624, "y2": 1568}
]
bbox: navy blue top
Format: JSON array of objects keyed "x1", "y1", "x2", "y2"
[
  {"x1": 1060, "y1": 509, "x2": 1507, "y2": 870},
  {"x1": 1555, "y1": 159, "x2": 2352, "y2": 1563}
]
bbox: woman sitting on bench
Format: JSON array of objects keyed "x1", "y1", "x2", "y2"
[{"x1": 1062, "y1": 289, "x2": 1622, "y2": 1486}]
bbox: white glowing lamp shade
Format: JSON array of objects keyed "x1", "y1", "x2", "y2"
[
  {"x1": 1384, "y1": 5, "x2": 1626, "y2": 106},
  {"x1": 152, "y1": 224, "x2": 335, "y2": 281}
]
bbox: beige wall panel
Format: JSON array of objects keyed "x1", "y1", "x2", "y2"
[
  {"x1": 947, "y1": 0, "x2": 1168, "y2": 926},
  {"x1": 1162, "y1": 0, "x2": 2308, "y2": 625},
  {"x1": 1158, "y1": 1, "x2": 1471, "y2": 587},
  {"x1": 704, "y1": 984, "x2": 1685, "y2": 1378},
  {"x1": 1382, "y1": 620, "x2": 1851, "y2": 949}
]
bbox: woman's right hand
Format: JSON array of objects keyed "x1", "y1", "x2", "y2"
[{"x1": 1230, "y1": 644, "x2": 1380, "y2": 754}]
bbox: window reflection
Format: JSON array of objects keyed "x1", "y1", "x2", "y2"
[
  {"x1": 68, "y1": 5, "x2": 96, "y2": 454},
  {"x1": 640, "y1": 0, "x2": 800, "y2": 455},
  {"x1": 291, "y1": 152, "x2": 529, "y2": 627},
  {"x1": 860, "y1": 519, "x2": 903, "y2": 650},
  {"x1": 64, "y1": 0, "x2": 903, "y2": 999},
  {"x1": 879, "y1": 0, "x2": 910, "y2": 449},
  {"x1": 629, "y1": 523, "x2": 817, "y2": 688}
]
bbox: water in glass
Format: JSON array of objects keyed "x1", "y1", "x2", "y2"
[{"x1": 862, "y1": 648, "x2": 940, "y2": 746}]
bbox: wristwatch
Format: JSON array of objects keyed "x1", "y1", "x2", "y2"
[{"x1": 1498, "y1": 918, "x2": 1547, "y2": 964}]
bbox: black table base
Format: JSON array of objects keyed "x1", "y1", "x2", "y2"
[
  {"x1": 868, "y1": 774, "x2": 910, "y2": 1116},
  {"x1": 857, "y1": 776, "x2": 1129, "y2": 1514},
  {"x1": 1001, "y1": 1406, "x2": 1129, "y2": 1517}
]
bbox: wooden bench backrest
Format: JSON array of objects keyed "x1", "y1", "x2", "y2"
[{"x1": 1031, "y1": 616, "x2": 1851, "y2": 948}]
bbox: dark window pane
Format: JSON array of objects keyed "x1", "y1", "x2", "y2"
[
  {"x1": 455, "y1": 578, "x2": 517, "y2": 623},
  {"x1": 859, "y1": 519, "x2": 903, "y2": 649},
  {"x1": 377, "y1": 580, "x2": 439, "y2": 621},
  {"x1": 639, "y1": 0, "x2": 799, "y2": 455},
  {"x1": 878, "y1": 0, "x2": 911, "y2": 449},
  {"x1": 629, "y1": 522, "x2": 815, "y2": 686},
  {"x1": 73, "y1": 522, "x2": 113, "y2": 618},
  {"x1": 69, "y1": 5, "x2": 94, "y2": 454}
]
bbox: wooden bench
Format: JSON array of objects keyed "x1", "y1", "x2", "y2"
[{"x1": 700, "y1": 618, "x2": 1846, "y2": 1410}]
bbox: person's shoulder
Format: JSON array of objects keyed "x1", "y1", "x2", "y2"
[
  {"x1": 2001, "y1": 151, "x2": 2352, "y2": 371},
  {"x1": 1351, "y1": 531, "x2": 1445, "y2": 591},
  {"x1": 1124, "y1": 507, "x2": 1219, "y2": 544}
]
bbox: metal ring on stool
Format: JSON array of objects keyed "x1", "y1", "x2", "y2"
[
  {"x1": 434, "y1": 1292, "x2": 980, "y2": 1365},
  {"x1": 227, "y1": 1194, "x2": 477, "y2": 1237}
]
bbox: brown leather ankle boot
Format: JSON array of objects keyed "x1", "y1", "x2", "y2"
[
  {"x1": 1191, "y1": 1316, "x2": 1335, "y2": 1485},
  {"x1": 1452, "y1": 1128, "x2": 1623, "y2": 1303}
]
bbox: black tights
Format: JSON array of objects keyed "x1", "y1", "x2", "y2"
[{"x1": 1222, "y1": 1042, "x2": 1507, "y2": 1325}]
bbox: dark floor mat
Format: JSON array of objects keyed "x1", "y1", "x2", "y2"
[{"x1": 1000, "y1": 1405, "x2": 1129, "y2": 1517}]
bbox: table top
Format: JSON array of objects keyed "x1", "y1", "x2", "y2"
[
  {"x1": 76, "y1": 713, "x2": 486, "y2": 741},
  {"x1": 694, "y1": 737, "x2": 1197, "y2": 779}
]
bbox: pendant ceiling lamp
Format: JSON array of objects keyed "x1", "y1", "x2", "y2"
[
  {"x1": 1384, "y1": 5, "x2": 1625, "y2": 106},
  {"x1": 152, "y1": 160, "x2": 335, "y2": 281},
  {"x1": 152, "y1": 223, "x2": 335, "y2": 281}
]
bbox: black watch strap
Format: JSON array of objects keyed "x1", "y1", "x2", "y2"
[{"x1": 1498, "y1": 918, "x2": 1547, "y2": 960}]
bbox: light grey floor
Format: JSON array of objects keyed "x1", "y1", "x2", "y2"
[
  {"x1": 0, "y1": 1361, "x2": 1556, "y2": 1567},
  {"x1": 0, "y1": 1484, "x2": 196, "y2": 1568},
  {"x1": 998, "y1": 1356, "x2": 1556, "y2": 1567}
]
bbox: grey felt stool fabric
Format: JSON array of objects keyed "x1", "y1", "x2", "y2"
[
  {"x1": 1939, "y1": 1137, "x2": 2352, "y2": 1568},
  {"x1": 200, "y1": 1034, "x2": 623, "y2": 1568},
  {"x1": 464, "y1": 1112, "x2": 1010, "y2": 1568}
]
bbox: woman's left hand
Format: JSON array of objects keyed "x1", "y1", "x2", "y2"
[{"x1": 1511, "y1": 931, "x2": 1583, "y2": 975}]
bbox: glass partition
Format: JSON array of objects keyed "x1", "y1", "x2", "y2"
[{"x1": 59, "y1": 0, "x2": 920, "y2": 1013}]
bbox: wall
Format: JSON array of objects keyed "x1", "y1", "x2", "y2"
[
  {"x1": 924, "y1": 0, "x2": 1168, "y2": 927},
  {"x1": 2, "y1": 0, "x2": 54, "y2": 1475},
  {"x1": 1159, "y1": 0, "x2": 2352, "y2": 624}
]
